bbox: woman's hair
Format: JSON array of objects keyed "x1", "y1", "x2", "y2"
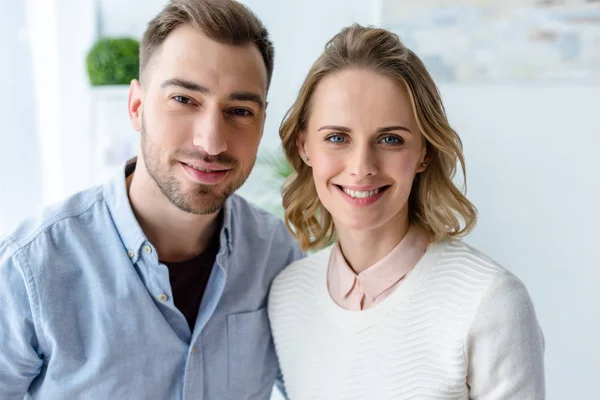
[{"x1": 280, "y1": 24, "x2": 477, "y2": 251}]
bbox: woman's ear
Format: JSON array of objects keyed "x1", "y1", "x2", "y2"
[
  {"x1": 297, "y1": 131, "x2": 311, "y2": 166},
  {"x1": 416, "y1": 145, "x2": 430, "y2": 173}
]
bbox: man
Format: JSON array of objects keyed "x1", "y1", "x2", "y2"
[{"x1": 0, "y1": 1, "x2": 302, "y2": 399}]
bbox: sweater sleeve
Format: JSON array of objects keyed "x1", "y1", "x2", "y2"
[{"x1": 466, "y1": 270, "x2": 545, "y2": 400}]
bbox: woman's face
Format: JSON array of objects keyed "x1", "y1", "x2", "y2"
[{"x1": 298, "y1": 68, "x2": 427, "y2": 235}]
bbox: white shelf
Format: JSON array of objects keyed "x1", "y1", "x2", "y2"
[{"x1": 89, "y1": 84, "x2": 137, "y2": 185}]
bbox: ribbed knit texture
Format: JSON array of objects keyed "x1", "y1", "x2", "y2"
[{"x1": 268, "y1": 240, "x2": 545, "y2": 400}]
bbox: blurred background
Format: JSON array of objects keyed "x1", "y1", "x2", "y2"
[{"x1": 1, "y1": 0, "x2": 599, "y2": 398}]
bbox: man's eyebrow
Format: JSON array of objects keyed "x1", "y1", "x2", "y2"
[
  {"x1": 229, "y1": 92, "x2": 265, "y2": 110},
  {"x1": 160, "y1": 78, "x2": 209, "y2": 93}
]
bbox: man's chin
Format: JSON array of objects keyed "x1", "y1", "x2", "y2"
[{"x1": 173, "y1": 191, "x2": 228, "y2": 215}]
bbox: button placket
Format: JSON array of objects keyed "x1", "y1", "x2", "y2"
[
  {"x1": 136, "y1": 242, "x2": 172, "y2": 306},
  {"x1": 157, "y1": 293, "x2": 169, "y2": 302}
]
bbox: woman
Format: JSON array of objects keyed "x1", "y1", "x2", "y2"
[{"x1": 268, "y1": 24, "x2": 545, "y2": 399}]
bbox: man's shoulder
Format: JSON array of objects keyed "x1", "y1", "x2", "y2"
[
  {"x1": 2, "y1": 185, "x2": 104, "y2": 253},
  {"x1": 228, "y1": 194, "x2": 283, "y2": 226},
  {"x1": 227, "y1": 194, "x2": 304, "y2": 263},
  {"x1": 227, "y1": 194, "x2": 293, "y2": 241}
]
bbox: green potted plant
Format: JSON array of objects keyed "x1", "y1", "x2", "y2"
[{"x1": 86, "y1": 37, "x2": 139, "y2": 86}]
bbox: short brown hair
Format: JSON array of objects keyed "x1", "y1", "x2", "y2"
[
  {"x1": 280, "y1": 24, "x2": 477, "y2": 251},
  {"x1": 140, "y1": 0, "x2": 274, "y2": 89}
]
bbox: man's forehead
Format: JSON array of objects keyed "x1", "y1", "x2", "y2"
[{"x1": 152, "y1": 25, "x2": 268, "y2": 94}]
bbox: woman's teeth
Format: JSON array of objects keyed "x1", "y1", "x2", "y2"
[{"x1": 342, "y1": 187, "x2": 381, "y2": 198}]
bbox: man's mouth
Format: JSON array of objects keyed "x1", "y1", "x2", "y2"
[
  {"x1": 181, "y1": 162, "x2": 229, "y2": 173},
  {"x1": 180, "y1": 161, "x2": 230, "y2": 185}
]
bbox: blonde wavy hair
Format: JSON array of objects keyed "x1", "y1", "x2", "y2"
[{"x1": 280, "y1": 24, "x2": 477, "y2": 251}]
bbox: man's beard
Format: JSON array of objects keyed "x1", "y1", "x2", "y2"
[{"x1": 140, "y1": 121, "x2": 253, "y2": 215}]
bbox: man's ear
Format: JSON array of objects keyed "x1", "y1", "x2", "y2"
[{"x1": 128, "y1": 79, "x2": 144, "y2": 132}]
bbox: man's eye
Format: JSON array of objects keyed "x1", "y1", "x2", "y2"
[
  {"x1": 173, "y1": 96, "x2": 192, "y2": 104},
  {"x1": 229, "y1": 108, "x2": 252, "y2": 117}
]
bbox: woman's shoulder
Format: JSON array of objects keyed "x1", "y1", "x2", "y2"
[
  {"x1": 268, "y1": 246, "x2": 333, "y2": 318},
  {"x1": 272, "y1": 245, "x2": 333, "y2": 288},
  {"x1": 432, "y1": 239, "x2": 530, "y2": 301},
  {"x1": 436, "y1": 239, "x2": 506, "y2": 275}
]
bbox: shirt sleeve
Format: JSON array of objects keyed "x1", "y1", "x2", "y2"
[
  {"x1": 0, "y1": 239, "x2": 44, "y2": 399},
  {"x1": 278, "y1": 220, "x2": 305, "y2": 267},
  {"x1": 466, "y1": 269, "x2": 545, "y2": 399},
  {"x1": 274, "y1": 365, "x2": 289, "y2": 400}
]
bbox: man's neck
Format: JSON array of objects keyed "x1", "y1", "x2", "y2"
[{"x1": 126, "y1": 164, "x2": 222, "y2": 263}]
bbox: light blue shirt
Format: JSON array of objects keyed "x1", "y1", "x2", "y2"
[{"x1": 0, "y1": 163, "x2": 303, "y2": 400}]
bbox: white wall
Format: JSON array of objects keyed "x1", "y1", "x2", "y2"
[
  {"x1": 0, "y1": 1, "x2": 42, "y2": 235},
  {"x1": 55, "y1": 0, "x2": 97, "y2": 197},
  {"x1": 99, "y1": 0, "x2": 167, "y2": 38}
]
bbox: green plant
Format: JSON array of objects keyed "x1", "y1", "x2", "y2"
[
  {"x1": 257, "y1": 148, "x2": 294, "y2": 181},
  {"x1": 86, "y1": 37, "x2": 140, "y2": 86},
  {"x1": 247, "y1": 148, "x2": 294, "y2": 218}
]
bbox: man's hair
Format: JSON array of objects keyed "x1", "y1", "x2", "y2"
[{"x1": 140, "y1": 0, "x2": 274, "y2": 89}]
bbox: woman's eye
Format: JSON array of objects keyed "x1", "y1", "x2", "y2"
[
  {"x1": 380, "y1": 136, "x2": 403, "y2": 145},
  {"x1": 173, "y1": 95, "x2": 193, "y2": 104},
  {"x1": 327, "y1": 134, "x2": 346, "y2": 144}
]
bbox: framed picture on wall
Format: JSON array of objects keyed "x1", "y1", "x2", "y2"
[{"x1": 380, "y1": 0, "x2": 600, "y2": 83}]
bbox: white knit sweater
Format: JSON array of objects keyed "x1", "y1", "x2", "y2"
[{"x1": 268, "y1": 240, "x2": 545, "y2": 399}]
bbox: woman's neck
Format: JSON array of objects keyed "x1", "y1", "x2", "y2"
[{"x1": 334, "y1": 214, "x2": 410, "y2": 274}]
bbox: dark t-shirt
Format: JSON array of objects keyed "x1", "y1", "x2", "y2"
[{"x1": 162, "y1": 213, "x2": 222, "y2": 331}]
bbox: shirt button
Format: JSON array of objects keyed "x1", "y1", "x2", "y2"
[
  {"x1": 191, "y1": 346, "x2": 197, "y2": 353},
  {"x1": 143, "y1": 245, "x2": 152, "y2": 254},
  {"x1": 157, "y1": 293, "x2": 168, "y2": 302},
  {"x1": 127, "y1": 250, "x2": 134, "y2": 258}
]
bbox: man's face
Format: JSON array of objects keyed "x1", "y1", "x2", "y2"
[{"x1": 130, "y1": 24, "x2": 268, "y2": 215}]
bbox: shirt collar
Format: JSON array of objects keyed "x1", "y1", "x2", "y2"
[
  {"x1": 102, "y1": 158, "x2": 234, "y2": 262},
  {"x1": 328, "y1": 225, "x2": 429, "y2": 302},
  {"x1": 221, "y1": 196, "x2": 234, "y2": 255}
]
